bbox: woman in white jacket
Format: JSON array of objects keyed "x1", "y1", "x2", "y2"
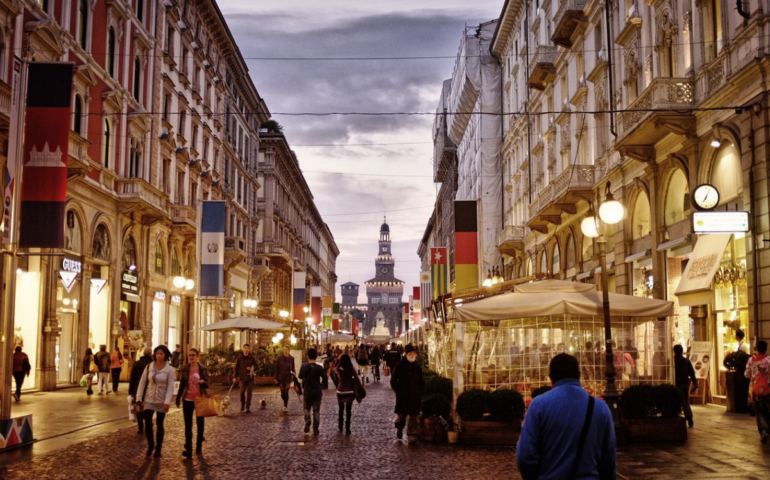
[{"x1": 137, "y1": 345, "x2": 175, "y2": 457}]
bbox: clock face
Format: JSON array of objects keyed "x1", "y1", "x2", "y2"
[
  {"x1": 380, "y1": 266, "x2": 389, "y2": 274},
  {"x1": 692, "y1": 184, "x2": 719, "y2": 210}
]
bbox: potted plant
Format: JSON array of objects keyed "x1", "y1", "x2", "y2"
[
  {"x1": 424, "y1": 375, "x2": 453, "y2": 402},
  {"x1": 420, "y1": 394, "x2": 452, "y2": 443},
  {"x1": 200, "y1": 346, "x2": 239, "y2": 385},
  {"x1": 456, "y1": 388, "x2": 523, "y2": 445},
  {"x1": 251, "y1": 347, "x2": 280, "y2": 386},
  {"x1": 723, "y1": 351, "x2": 751, "y2": 413},
  {"x1": 620, "y1": 384, "x2": 687, "y2": 443}
]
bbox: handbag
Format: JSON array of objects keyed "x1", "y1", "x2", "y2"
[
  {"x1": 353, "y1": 373, "x2": 366, "y2": 403},
  {"x1": 89, "y1": 360, "x2": 99, "y2": 374},
  {"x1": 383, "y1": 365, "x2": 390, "y2": 377},
  {"x1": 79, "y1": 374, "x2": 88, "y2": 387},
  {"x1": 194, "y1": 394, "x2": 221, "y2": 417}
]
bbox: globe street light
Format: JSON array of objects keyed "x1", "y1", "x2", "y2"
[{"x1": 580, "y1": 181, "x2": 625, "y2": 423}]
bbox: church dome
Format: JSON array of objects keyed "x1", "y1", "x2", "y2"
[{"x1": 380, "y1": 221, "x2": 390, "y2": 233}]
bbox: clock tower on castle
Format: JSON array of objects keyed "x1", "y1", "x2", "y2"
[{"x1": 364, "y1": 218, "x2": 404, "y2": 337}]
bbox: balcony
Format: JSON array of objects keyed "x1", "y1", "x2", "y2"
[
  {"x1": 527, "y1": 165, "x2": 595, "y2": 233},
  {"x1": 551, "y1": 0, "x2": 588, "y2": 48},
  {"x1": 68, "y1": 131, "x2": 92, "y2": 178},
  {"x1": 170, "y1": 204, "x2": 197, "y2": 232},
  {"x1": 116, "y1": 178, "x2": 168, "y2": 220},
  {"x1": 225, "y1": 236, "x2": 246, "y2": 265},
  {"x1": 527, "y1": 46, "x2": 558, "y2": 90},
  {"x1": 497, "y1": 226, "x2": 527, "y2": 255},
  {"x1": 616, "y1": 77, "x2": 695, "y2": 151}
]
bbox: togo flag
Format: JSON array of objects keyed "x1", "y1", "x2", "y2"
[{"x1": 200, "y1": 201, "x2": 225, "y2": 297}]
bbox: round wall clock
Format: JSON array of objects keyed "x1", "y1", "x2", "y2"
[
  {"x1": 692, "y1": 184, "x2": 719, "y2": 210},
  {"x1": 380, "y1": 266, "x2": 389, "y2": 274}
]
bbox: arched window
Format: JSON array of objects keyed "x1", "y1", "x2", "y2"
[
  {"x1": 566, "y1": 234, "x2": 576, "y2": 269},
  {"x1": 73, "y1": 95, "x2": 82, "y2": 134},
  {"x1": 154, "y1": 241, "x2": 164, "y2": 275},
  {"x1": 78, "y1": 0, "x2": 88, "y2": 49},
  {"x1": 129, "y1": 139, "x2": 141, "y2": 178},
  {"x1": 711, "y1": 142, "x2": 742, "y2": 204},
  {"x1": 64, "y1": 211, "x2": 82, "y2": 253},
  {"x1": 632, "y1": 191, "x2": 652, "y2": 240},
  {"x1": 664, "y1": 169, "x2": 688, "y2": 225},
  {"x1": 526, "y1": 258, "x2": 533, "y2": 277},
  {"x1": 133, "y1": 57, "x2": 141, "y2": 101},
  {"x1": 171, "y1": 249, "x2": 181, "y2": 276},
  {"x1": 540, "y1": 251, "x2": 548, "y2": 274},
  {"x1": 107, "y1": 27, "x2": 115, "y2": 77},
  {"x1": 137, "y1": 0, "x2": 144, "y2": 22},
  {"x1": 103, "y1": 119, "x2": 111, "y2": 169},
  {"x1": 552, "y1": 243, "x2": 561, "y2": 275}
]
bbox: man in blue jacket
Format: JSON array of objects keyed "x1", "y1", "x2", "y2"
[{"x1": 517, "y1": 353, "x2": 616, "y2": 480}]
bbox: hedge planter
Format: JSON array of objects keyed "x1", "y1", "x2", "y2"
[
  {"x1": 623, "y1": 417, "x2": 687, "y2": 443},
  {"x1": 253, "y1": 376, "x2": 276, "y2": 386},
  {"x1": 725, "y1": 371, "x2": 750, "y2": 414},
  {"x1": 421, "y1": 418, "x2": 448, "y2": 443},
  {"x1": 460, "y1": 421, "x2": 521, "y2": 445}
]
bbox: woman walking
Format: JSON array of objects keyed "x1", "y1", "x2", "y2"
[
  {"x1": 357, "y1": 344, "x2": 369, "y2": 382},
  {"x1": 177, "y1": 348, "x2": 209, "y2": 457},
  {"x1": 83, "y1": 348, "x2": 95, "y2": 395},
  {"x1": 110, "y1": 346, "x2": 124, "y2": 393},
  {"x1": 137, "y1": 346, "x2": 174, "y2": 457},
  {"x1": 334, "y1": 353, "x2": 360, "y2": 435}
]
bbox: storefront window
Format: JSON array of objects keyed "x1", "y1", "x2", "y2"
[
  {"x1": 632, "y1": 257, "x2": 653, "y2": 298},
  {"x1": 89, "y1": 265, "x2": 110, "y2": 352},
  {"x1": 15, "y1": 256, "x2": 41, "y2": 389}
]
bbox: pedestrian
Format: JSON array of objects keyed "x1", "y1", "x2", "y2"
[
  {"x1": 357, "y1": 343, "x2": 369, "y2": 382},
  {"x1": 386, "y1": 342, "x2": 401, "y2": 374},
  {"x1": 95, "y1": 344, "x2": 111, "y2": 394},
  {"x1": 234, "y1": 343, "x2": 257, "y2": 413},
  {"x1": 334, "y1": 353, "x2": 360, "y2": 435},
  {"x1": 128, "y1": 347, "x2": 153, "y2": 435},
  {"x1": 136, "y1": 345, "x2": 174, "y2": 457},
  {"x1": 83, "y1": 348, "x2": 95, "y2": 395},
  {"x1": 299, "y1": 348, "x2": 327, "y2": 435},
  {"x1": 745, "y1": 339, "x2": 770, "y2": 443},
  {"x1": 11, "y1": 346, "x2": 31, "y2": 402},
  {"x1": 517, "y1": 353, "x2": 616, "y2": 480},
  {"x1": 110, "y1": 346, "x2": 124, "y2": 393},
  {"x1": 171, "y1": 344, "x2": 182, "y2": 369},
  {"x1": 673, "y1": 344, "x2": 697, "y2": 427},
  {"x1": 370, "y1": 344, "x2": 382, "y2": 381},
  {"x1": 736, "y1": 330, "x2": 751, "y2": 354},
  {"x1": 275, "y1": 345, "x2": 296, "y2": 414},
  {"x1": 177, "y1": 347, "x2": 209, "y2": 457},
  {"x1": 390, "y1": 344, "x2": 424, "y2": 444}
]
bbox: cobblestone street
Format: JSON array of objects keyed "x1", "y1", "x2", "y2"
[{"x1": 1, "y1": 380, "x2": 770, "y2": 479}]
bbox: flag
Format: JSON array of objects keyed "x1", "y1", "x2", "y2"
[
  {"x1": 412, "y1": 286, "x2": 421, "y2": 326},
  {"x1": 19, "y1": 63, "x2": 73, "y2": 248},
  {"x1": 403, "y1": 302, "x2": 410, "y2": 334},
  {"x1": 293, "y1": 271, "x2": 306, "y2": 322},
  {"x1": 199, "y1": 201, "x2": 225, "y2": 297},
  {"x1": 454, "y1": 200, "x2": 479, "y2": 291},
  {"x1": 332, "y1": 303, "x2": 340, "y2": 331},
  {"x1": 323, "y1": 296, "x2": 332, "y2": 329},
  {"x1": 311, "y1": 286, "x2": 322, "y2": 325},
  {"x1": 431, "y1": 247, "x2": 448, "y2": 299},
  {"x1": 420, "y1": 270, "x2": 431, "y2": 312},
  {"x1": 351, "y1": 318, "x2": 358, "y2": 336}
]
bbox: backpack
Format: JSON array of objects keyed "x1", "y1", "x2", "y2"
[{"x1": 752, "y1": 356, "x2": 770, "y2": 398}]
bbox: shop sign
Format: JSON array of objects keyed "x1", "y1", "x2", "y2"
[
  {"x1": 155, "y1": 291, "x2": 166, "y2": 301},
  {"x1": 59, "y1": 270, "x2": 78, "y2": 293},
  {"x1": 90, "y1": 278, "x2": 107, "y2": 294},
  {"x1": 61, "y1": 256, "x2": 82, "y2": 273},
  {"x1": 122, "y1": 272, "x2": 138, "y2": 293},
  {"x1": 692, "y1": 211, "x2": 750, "y2": 234},
  {"x1": 690, "y1": 341, "x2": 712, "y2": 380},
  {"x1": 170, "y1": 295, "x2": 181, "y2": 306}
]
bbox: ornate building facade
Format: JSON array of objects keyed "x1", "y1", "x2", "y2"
[{"x1": 365, "y1": 219, "x2": 404, "y2": 336}]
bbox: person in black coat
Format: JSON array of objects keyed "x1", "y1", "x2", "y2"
[
  {"x1": 390, "y1": 344, "x2": 424, "y2": 444},
  {"x1": 128, "y1": 347, "x2": 154, "y2": 434}
]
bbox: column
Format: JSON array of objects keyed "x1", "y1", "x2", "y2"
[{"x1": 39, "y1": 256, "x2": 60, "y2": 391}]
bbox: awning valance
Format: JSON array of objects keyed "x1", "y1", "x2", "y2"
[{"x1": 674, "y1": 233, "x2": 731, "y2": 306}]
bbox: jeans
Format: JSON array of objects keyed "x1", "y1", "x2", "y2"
[
  {"x1": 239, "y1": 379, "x2": 253, "y2": 410},
  {"x1": 395, "y1": 413, "x2": 420, "y2": 437},
  {"x1": 755, "y1": 395, "x2": 770, "y2": 435},
  {"x1": 13, "y1": 372, "x2": 25, "y2": 397},
  {"x1": 97, "y1": 372, "x2": 110, "y2": 393},
  {"x1": 372, "y1": 362, "x2": 380, "y2": 380},
  {"x1": 676, "y1": 383, "x2": 693, "y2": 419},
  {"x1": 143, "y1": 409, "x2": 166, "y2": 452},
  {"x1": 111, "y1": 368, "x2": 121, "y2": 392},
  {"x1": 338, "y1": 401, "x2": 352, "y2": 429},
  {"x1": 183, "y1": 400, "x2": 205, "y2": 449},
  {"x1": 303, "y1": 395, "x2": 322, "y2": 428},
  {"x1": 279, "y1": 381, "x2": 292, "y2": 407}
]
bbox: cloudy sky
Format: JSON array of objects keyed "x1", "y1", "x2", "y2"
[{"x1": 218, "y1": 0, "x2": 504, "y2": 302}]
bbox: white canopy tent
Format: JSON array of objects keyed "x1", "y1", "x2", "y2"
[{"x1": 200, "y1": 316, "x2": 289, "y2": 332}]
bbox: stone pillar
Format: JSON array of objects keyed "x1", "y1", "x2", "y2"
[
  {"x1": 39, "y1": 256, "x2": 60, "y2": 391},
  {"x1": 78, "y1": 262, "x2": 93, "y2": 377}
]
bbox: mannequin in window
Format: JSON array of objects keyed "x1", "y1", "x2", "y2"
[{"x1": 13, "y1": 326, "x2": 23, "y2": 349}]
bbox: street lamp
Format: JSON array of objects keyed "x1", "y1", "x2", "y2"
[{"x1": 581, "y1": 181, "x2": 625, "y2": 422}]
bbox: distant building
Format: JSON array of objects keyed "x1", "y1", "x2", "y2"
[{"x1": 364, "y1": 219, "x2": 404, "y2": 337}]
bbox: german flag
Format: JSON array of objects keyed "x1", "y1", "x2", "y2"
[
  {"x1": 431, "y1": 247, "x2": 448, "y2": 299},
  {"x1": 454, "y1": 200, "x2": 479, "y2": 291}
]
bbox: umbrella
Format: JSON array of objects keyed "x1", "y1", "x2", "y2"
[{"x1": 200, "y1": 316, "x2": 289, "y2": 332}]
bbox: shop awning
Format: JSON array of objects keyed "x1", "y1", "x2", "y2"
[
  {"x1": 594, "y1": 262, "x2": 614, "y2": 275},
  {"x1": 123, "y1": 293, "x2": 141, "y2": 303},
  {"x1": 674, "y1": 233, "x2": 731, "y2": 306},
  {"x1": 576, "y1": 271, "x2": 592, "y2": 280},
  {"x1": 625, "y1": 249, "x2": 651, "y2": 263},
  {"x1": 657, "y1": 235, "x2": 690, "y2": 252}
]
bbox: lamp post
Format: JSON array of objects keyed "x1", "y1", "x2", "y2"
[{"x1": 581, "y1": 181, "x2": 625, "y2": 423}]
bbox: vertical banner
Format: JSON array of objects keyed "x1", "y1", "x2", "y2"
[
  {"x1": 351, "y1": 318, "x2": 358, "y2": 336},
  {"x1": 3, "y1": 58, "x2": 22, "y2": 246},
  {"x1": 199, "y1": 201, "x2": 225, "y2": 297},
  {"x1": 322, "y1": 296, "x2": 332, "y2": 329},
  {"x1": 18, "y1": 63, "x2": 74, "y2": 248},
  {"x1": 403, "y1": 301, "x2": 410, "y2": 335},
  {"x1": 412, "y1": 286, "x2": 421, "y2": 327},
  {"x1": 454, "y1": 200, "x2": 479, "y2": 291},
  {"x1": 420, "y1": 270, "x2": 431, "y2": 312},
  {"x1": 430, "y1": 247, "x2": 448, "y2": 299},
  {"x1": 293, "y1": 271, "x2": 307, "y2": 321},
  {"x1": 311, "y1": 286, "x2": 322, "y2": 326},
  {"x1": 332, "y1": 303, "x2": 340, "y2": 331}
]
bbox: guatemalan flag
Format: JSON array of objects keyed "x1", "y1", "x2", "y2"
[{"x1": 200, "y1": 201, "x2": 225, "y2": 297}]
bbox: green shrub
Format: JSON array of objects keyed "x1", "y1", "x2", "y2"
[
  {"x1": 421, "y1": 394, "x2": 452, "y2": 419},
  {"x1": 424, "y1": 376, "x2": 453, "y2": 402},
  {"x1": 620, "y1": 385, "x2": 656, "y2": 419},
  {"x1": 531, "y1": 386, "x2": 552, "y2": 399},
  {"x1": 488, "y1": 389, "x2": 525, "y2": 422},
  {"x1": 456, "y1": 389, "x2": 491, "y2": 421},
  {"x1": 655, "y1": 384, "x2": 683, "y2": 418}
]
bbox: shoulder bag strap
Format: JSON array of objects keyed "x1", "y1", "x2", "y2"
[{"x1": 570, "y1": 395, "x2": 595, "y2": 480}]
